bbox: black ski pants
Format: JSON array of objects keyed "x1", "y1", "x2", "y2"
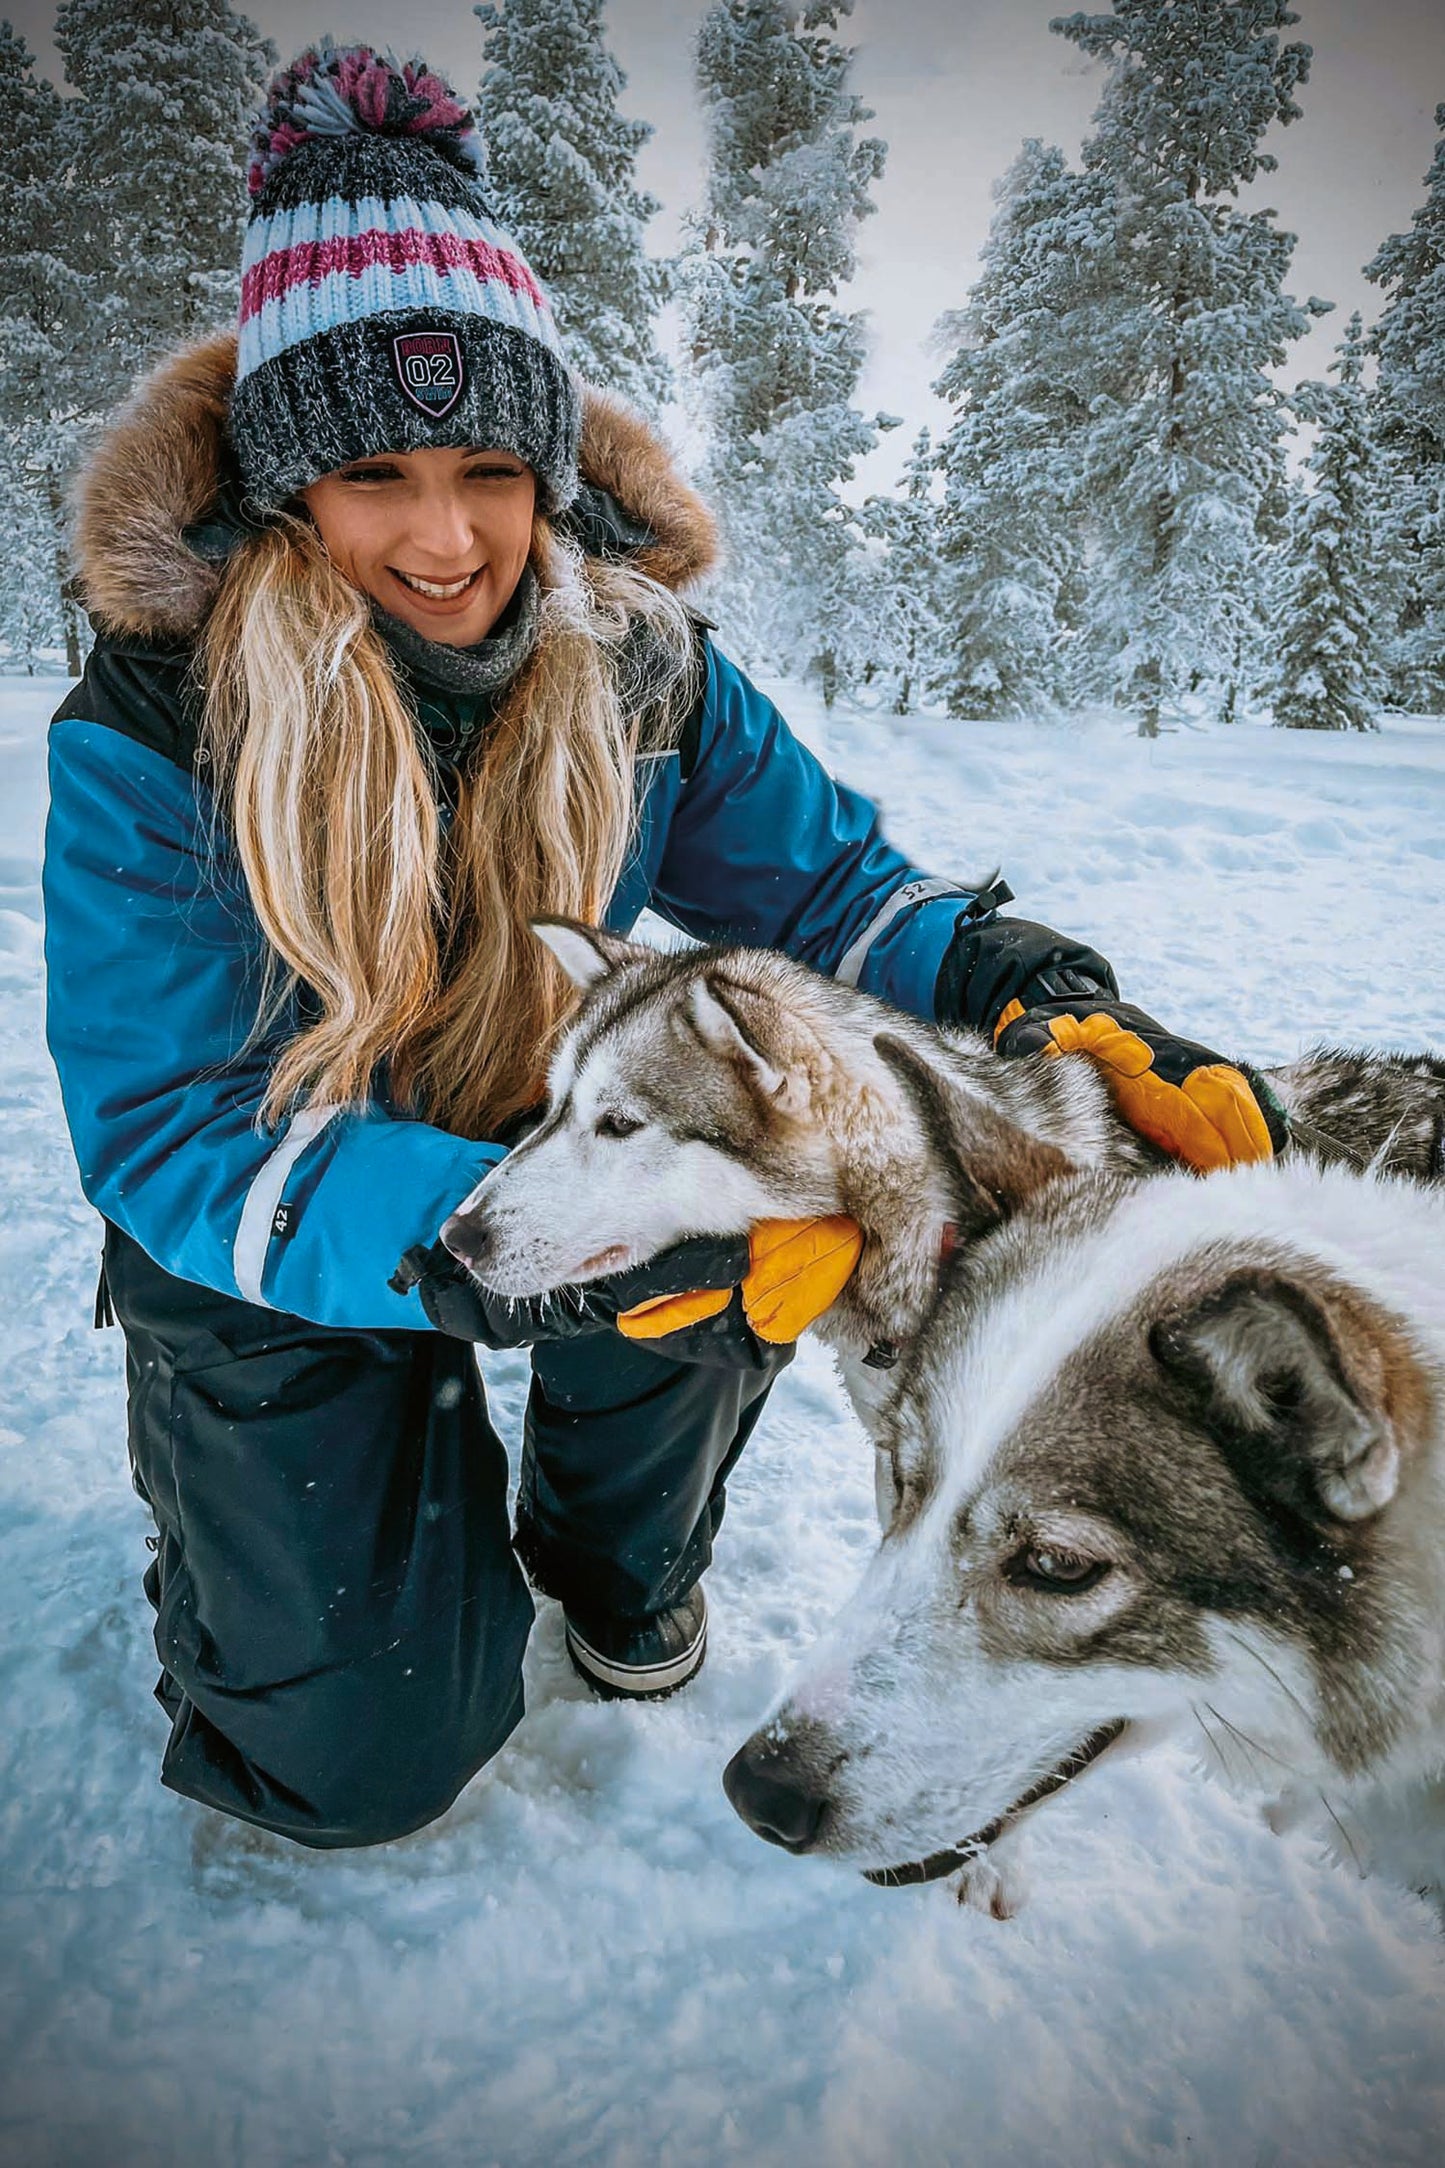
[{"x1": 102, "y1": 1224, "x2": 787, "y2": 1851}]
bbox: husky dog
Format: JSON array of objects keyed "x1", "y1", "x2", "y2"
[
  {"x1": 449, "y1": 921, "x2": 1445, "y2": 1453},
  {"x1": 722, "y1": 1090, "x2": 1445, "y2": 1914}
]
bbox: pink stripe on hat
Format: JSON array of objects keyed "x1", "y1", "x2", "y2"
[{"x1": 240, "y1": 225, "x2": 547, "y2": 325}]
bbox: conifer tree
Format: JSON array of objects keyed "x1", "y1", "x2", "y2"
[
  {"x1": 0, "y1": 456, "x2": 64, "y2": 670},
  {"x1": 931, "y1": 139, "x2": 1108, "y2": 719},
  {"x1": 0, "y1": 21, "x2": 95, "y2": 673},
  {"x1": 1365, "y1": 102, "x2": 1445, "y2": 715},
  {"x1": 1272, "y1": 315, "x2": 1383, "y2": 733},
  {"x1": 856, "y1": 426, "x2": 943, "y2": 713},
  {"x1": 680, "y1": 0, "x2": 885, "y2": 680},
  {"x1": 1052, "y1": 0, "x2": 1318, "y2": 736},
  {"x1": 474, "y1": 0, "x2": 669, "y2": 409},
  {"x1": 54, "y1": 0, "x2": 270, "y2": 398}
]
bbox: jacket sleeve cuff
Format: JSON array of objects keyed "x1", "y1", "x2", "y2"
[
  {"x1": 254, "y1": 1109, "x2": 506, "y2": 1331},
  {"x1": 850, "y1": 891, "x2": 976, "y2": 1020}
]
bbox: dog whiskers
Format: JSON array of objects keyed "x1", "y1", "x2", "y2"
[
  {"x1": 1221, "y1": 1629, "x2": 1318, "y2": 1739},
  {"x1": 1197, "y1": 1699, "x2": 1297, "y2": 1783},
  {"x1": 1317, "y1": 1790, "x2": 1368, "y2": 1880},
  {"x1": 1192, "y1": 1703, "x2": 1261, "y2": 1790},
  {"x1": 1191, "y1": 1703, "x2": 1233, "y2": 1781}
]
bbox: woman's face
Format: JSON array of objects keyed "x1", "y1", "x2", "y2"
[{"x1": 301, "y1": 445, "x2": 537, "y2": 645}]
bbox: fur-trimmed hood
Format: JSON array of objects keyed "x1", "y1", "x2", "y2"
[{"x1": 75, "y1": 333, "x2": 718, "y2": 644}]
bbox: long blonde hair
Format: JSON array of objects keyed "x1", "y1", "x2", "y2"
[{"x1": 200, "y1": 515, "x2": 697, "y2": 1137}]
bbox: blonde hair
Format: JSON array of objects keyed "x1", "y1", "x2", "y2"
[{"x1": 200, "y1": 514, "x2": 697, "y2": 1137}]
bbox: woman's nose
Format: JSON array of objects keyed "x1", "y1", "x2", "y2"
[{"x1": 410, "y1": 493, "x2": 477, "y2": 567}]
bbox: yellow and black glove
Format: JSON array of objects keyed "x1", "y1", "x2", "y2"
[
  {"x1": 393, "y1": 1219, "x2": 862, "y2": 1363},
  {"x1": 617, "y1": 1216, "x2": 864, "y2": 1347},
  {"x1": 937, "y1": 887, "x2": 1287, "y2": 1174},
  {"x1": 992, "y1": 998, "x2": 1286, "y2": 1171}
]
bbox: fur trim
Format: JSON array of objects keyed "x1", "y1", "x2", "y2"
[
  {"x1": 576, "y1": 387, "x2": 717, "y2": 594},
  {"x1": 76, "y1": 339, "x2": 236, "y2": 642},
  {"x1": 75, "y1": 333, "x2": 718, "y2": 642}
]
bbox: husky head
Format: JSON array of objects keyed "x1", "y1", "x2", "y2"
[
  {"x1": 444, "y1": 921, "x2": 1090, "y2": 1299},
  {"x1": 724, "y1": 1039, "x2": 1441, "y2": 1891},
  {"x1": 442, "y1": 920, "x2": 864, "y2": 1292}
]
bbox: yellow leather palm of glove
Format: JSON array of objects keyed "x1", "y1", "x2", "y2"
[
  {"x1": 618, "y1": 1216, "x2": 864, "y2": 1346},
  {"x1": 993, "y1": 998, "x2": 1278, "y2": 1174}
]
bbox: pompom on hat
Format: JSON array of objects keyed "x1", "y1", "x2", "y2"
[{"x1": 229, "y1": 40, "x2": 580, "y2": 514}]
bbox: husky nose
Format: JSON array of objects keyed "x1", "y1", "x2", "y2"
[
  {"x1": 723, "y1": 1727, "x2": 835, "y2": 1854},
  {"x1": 440, "y1": 1209, "x2": 493, "y2": 1274}
]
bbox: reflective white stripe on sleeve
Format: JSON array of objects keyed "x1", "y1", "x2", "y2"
[
  {"x1": 232, "y1": 1105, "x2": 336, "y2": 1307},
  {"x1": 834, "y1": 877, "x2": 971, "y2": 990}
]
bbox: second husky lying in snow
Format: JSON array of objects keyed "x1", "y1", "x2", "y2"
[{"x1": 722, "y1": 1144, "x2": 1445, "y2": 1915}]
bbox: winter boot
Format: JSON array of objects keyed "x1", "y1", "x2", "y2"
[{"x1": 564, "y1": 1585, "x2": 708, "y2": 1701}]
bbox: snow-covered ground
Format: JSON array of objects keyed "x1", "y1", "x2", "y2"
[{"x1": 2, "y1": 675, "x2": 1443, "y2": 2168}]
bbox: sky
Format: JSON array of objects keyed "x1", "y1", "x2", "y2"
[{"x1": 11, "y1": 0, "x2": 1445, "y2": 489}]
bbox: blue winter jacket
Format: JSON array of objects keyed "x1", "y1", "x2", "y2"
[{"x1": 44, "y1": 344, "x2": 973, "y2": 1334}]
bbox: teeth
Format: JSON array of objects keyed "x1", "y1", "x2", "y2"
[{"x1": 396, "y1": 570, "x2": 476, "y2": 599}]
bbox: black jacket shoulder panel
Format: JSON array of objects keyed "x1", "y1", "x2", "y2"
[{"x1": 52, "y1": 633, "x2": 205, "y2": 772}]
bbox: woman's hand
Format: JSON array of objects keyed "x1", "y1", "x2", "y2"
[
  {"x1": 938, "y1": 899, "x2": 1287, "y2": 1172},
  {"x1": 616, "y1": 1217, "x2": 863, "y2": 1346},
  {"x1": 992, "y1": 997, "x2": 1287, "y2": 1172},
  {"x1": 394, "y1": 1217, "x2": 864, "y2": 1363},
  {"x1": 391, "y1": 1230, "x2": 779, "y2": 1365}
]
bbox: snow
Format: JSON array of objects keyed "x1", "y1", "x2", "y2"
[{"x1": 3, "y1": 674, "x2": 1444, "y2": 2167}]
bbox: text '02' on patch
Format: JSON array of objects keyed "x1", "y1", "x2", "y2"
[{"x1": 392, "y1": 330, "x2": 465, "y2": 420}]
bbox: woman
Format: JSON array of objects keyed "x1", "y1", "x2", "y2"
[{"x1": 43, "y1": 44, "x2": 1278, "y2": 1850}]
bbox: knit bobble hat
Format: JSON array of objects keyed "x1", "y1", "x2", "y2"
[{"x1": 230, "y1": 41, "x2": 580, "y2": 514}]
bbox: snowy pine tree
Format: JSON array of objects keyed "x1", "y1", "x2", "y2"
[
  {"x1": 679, "y1": 0, "x2": 885, "y2": 683},
  {"x1": 54, "y1": 0, "x2": 270, "y2": 396},
  {"x1": 931, "y1": 139, "x2": 1108, "y2": 719},
  {"x1": 1052, "y1": 1, "x2": 1319, "y2": 736},
  {"x1": 1365, "y1": 101, "x2": 1445, "y2": 715},
  {"x1": 474, "y1": 0, "x2": 669, "y2": 409},
  {"x1": 0, "y1": 22, "x2": 96, "y2": 673},
  {"x1": 1272, "y1": 315, "x2": 1383, "y2": 733},
  {"x1": 855, "y1": 426, "x2": 943, "y2": 713},
  {"x1": 0, "y1": 454, "x2": 65, "y2": 671}
]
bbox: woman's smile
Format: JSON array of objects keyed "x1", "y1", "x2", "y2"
[{"x1": 389, "y1": 565, "x2": 488, "y2": 608}]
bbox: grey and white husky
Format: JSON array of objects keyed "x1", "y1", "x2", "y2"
[
  {"x1": 448, "y1": 918, "x2": 1443, "y2": 1449},
  {"x1": 446, "y1": 923, "x2": 1445, "y2": 1909},
  {"x1": 723, "y1": 1128, "x2": 1445, "y2": 1916}
]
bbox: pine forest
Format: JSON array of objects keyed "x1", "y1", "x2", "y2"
[{"x1": 0, "y1": 0, "x2": 1441, "y2": 736}]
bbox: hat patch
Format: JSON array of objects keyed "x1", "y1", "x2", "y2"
[{"x1": 393, "y1": 330, "x2": 465, "y2": 419}]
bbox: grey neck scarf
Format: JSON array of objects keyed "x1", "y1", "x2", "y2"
[{"x1": 373, "y1": 565, "x2": 542, "y2": 707}]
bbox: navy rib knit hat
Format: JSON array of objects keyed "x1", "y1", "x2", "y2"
[{"x1": 230, "y1": 41, "x2": 581, "y2": 514}]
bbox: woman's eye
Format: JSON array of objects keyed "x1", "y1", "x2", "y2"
[
  {"x1": 340, "y1": 466, "x2": 398, "y2": 484},
  {"x1": 595, "y1": 1111, "x2": 642, "y2": 1141},
  {"x1": 1011, "y1": 1547, "x2": 1111, "y2": 1595}
]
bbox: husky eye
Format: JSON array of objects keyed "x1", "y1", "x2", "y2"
[
  {"x1": 595, "y1": 1110, "x2": 642, "y2": 1141},
  {"x1": 1010, "y1": 1546, "x2": 1111, "y2": 1596}
]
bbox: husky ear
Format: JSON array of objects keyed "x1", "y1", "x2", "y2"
[
  {"x1": 531, "y1": 917, "x2": 650, "y2": 992},
  {"x1": 873, "y1": 1031, "x2": 1074, "y2": 1240},
  {"x1": 1150, "y1": 1270, "x2": 1424, "y2": 1526},
  {"x1": 683, "y1": 976, "x2": 789, "y2": 1103}
]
